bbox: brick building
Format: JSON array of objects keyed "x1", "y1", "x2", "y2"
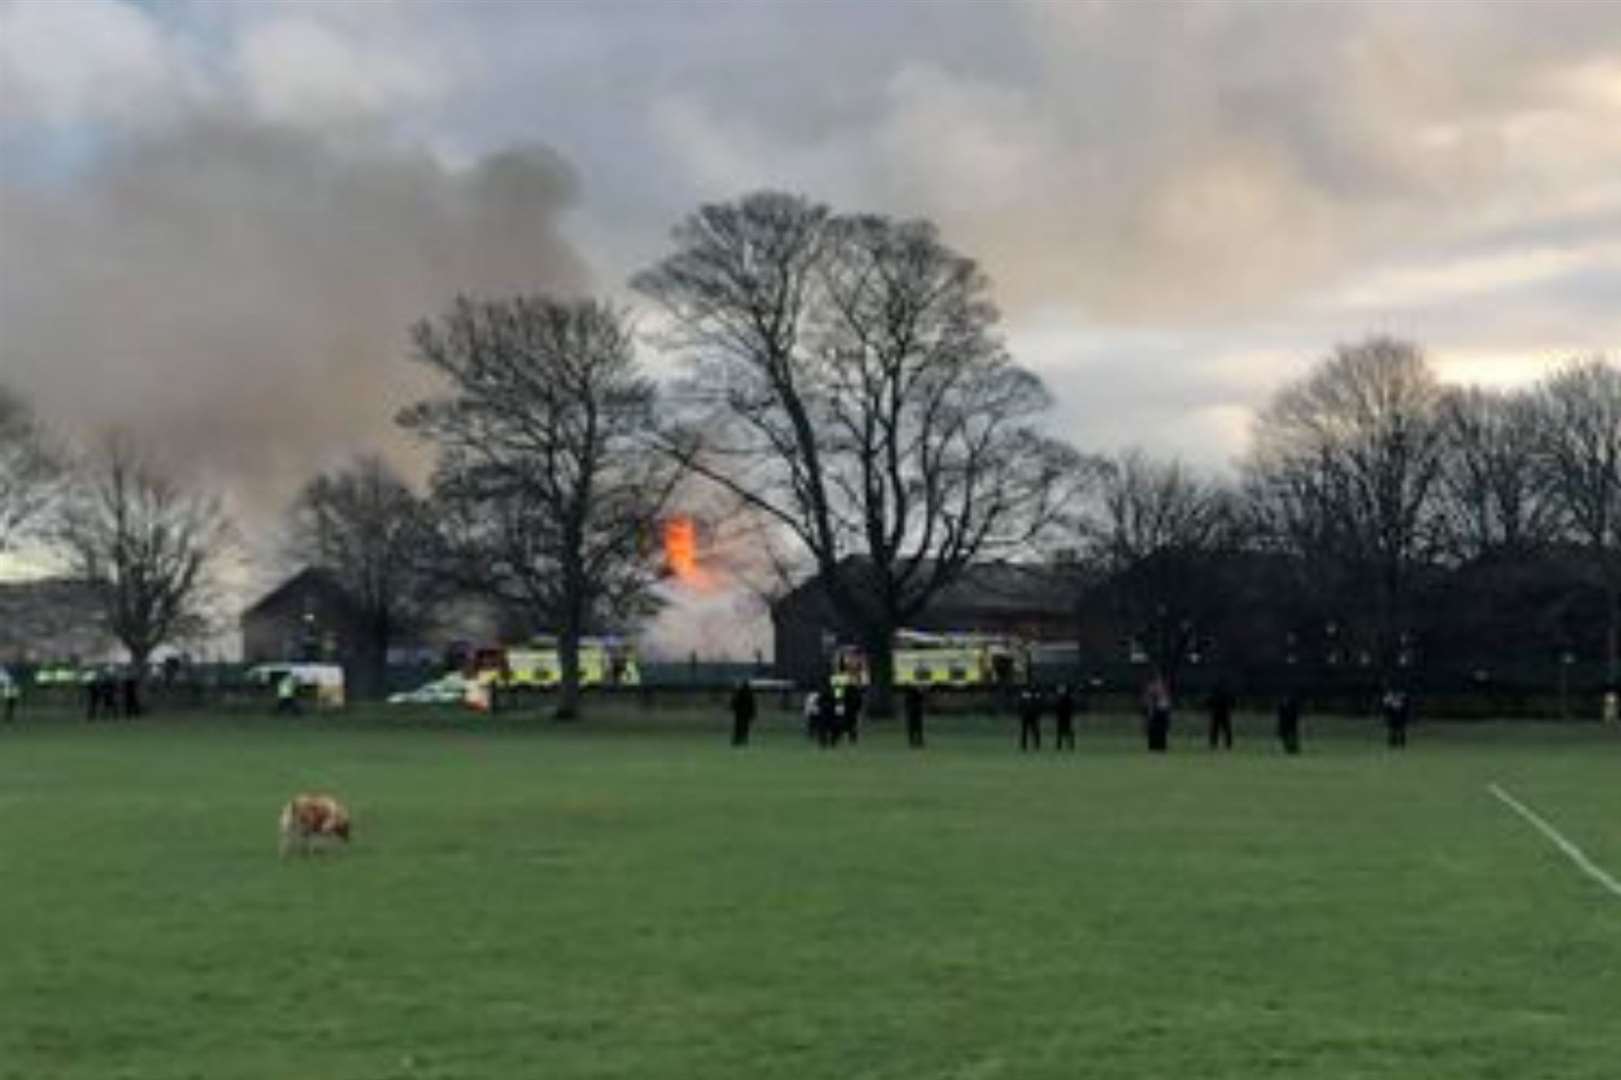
[
  {"x1": 240, "y1": 567, "x2": 508, "y2": 668},
  {"x1": 239, "y1": 568, "x2": 366, "y2": 664}
]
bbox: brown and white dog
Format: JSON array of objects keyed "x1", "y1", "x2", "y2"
[{"x1": 278, "y1": 793, "x2": 352, "y2": 857}]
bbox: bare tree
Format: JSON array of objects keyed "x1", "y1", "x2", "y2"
[
  {"x1": 1079, "y1": 449, "x2": 1235, "y2": 680},
  {"x1": 286, "y1": 455, "x2": 438, "y2": 698},
  {"x1": 1531, "y1": 356, "x2": 1621, "y2": 681},
  {"x1": 634, "y1": 193, "x2": 1079, "y2": 714},
  {"x1": 0, "y1": 382, "x2": 62, "y2": 553},
  {"x1": 1435, "y1": 385, "x2": 1559, "y2": 562},
  {"x1": 1245, "y1": 337, "x2": 1446, "y2": 675},
  {"x1": 400, "y1": 296, "x2": 680, "y2": 719},
  {"x1": 54, "y1": 434, "x2": 234, "y2": 668}
]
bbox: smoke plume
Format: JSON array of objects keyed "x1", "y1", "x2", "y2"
[{"x1": 0, "y1": 117, "x2": 588, "y2": 524}]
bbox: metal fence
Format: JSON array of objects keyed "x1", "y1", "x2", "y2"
[{"x1": 4, "y1": 657, "x2": 1612, "y2": 721}]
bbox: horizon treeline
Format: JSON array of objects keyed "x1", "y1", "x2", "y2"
[{"x1": 1, "y1": 190, "x2": 1615, "y2": 712}]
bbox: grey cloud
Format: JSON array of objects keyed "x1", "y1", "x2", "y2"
[
  {"x1": 587, "y1": 0, "x2": 1621, "y2": 324},
  {"x1": 69, "y1": 3, "x2": 1615, "y2": 333},
  {"x1": 5, "y1": 0, "x2": 1618, "y2": 501}
]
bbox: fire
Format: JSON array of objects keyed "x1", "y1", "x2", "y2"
[{"x1": 662, "y1": 516, "x2": 713, "y2": 589}]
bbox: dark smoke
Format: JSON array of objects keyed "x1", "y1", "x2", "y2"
[{"x1": 0, "y1": 117, "x2": 589, "y2": 524}]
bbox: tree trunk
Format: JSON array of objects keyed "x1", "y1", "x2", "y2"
[
  {"x1": 1606, "y1": 577, "x2": 1619, "y2": 687},
  {"x1": 1374, "y1": 561, "x2": 1401, "y2": 688},
  {"x1": 556, "y1": 599, "x2": 583, "y2": 721},
  {"x1": 361, "y1": 645, "x2": 388, "y2": 702},
  {"x1": 865, "y1": 629, "x2": 896, "y2": 719},
  {"x1": 127, "y1": 646, "x2": 150, "y2": 716},
  {"x1": 365, "y1": 616, "x2": 392, "y2": 702},
  {"x1": 1151, "y1": 608, "x2": 1182, "y2": 686}
]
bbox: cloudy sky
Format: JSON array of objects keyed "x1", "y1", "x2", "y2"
[{"x1": 3, "y1": 0, "x2": 1620, "y2": 647}]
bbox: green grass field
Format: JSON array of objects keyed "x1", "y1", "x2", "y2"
[{"x1": 2, "y1": 708, "x2": 1617, "y2": 1079}]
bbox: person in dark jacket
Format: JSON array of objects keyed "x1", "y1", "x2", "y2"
[
  {"x1": 88, "y1": 671, "x2": 115, "y2": 720},
  {"x1": 730, "y1": 681, "x2": 757, "y2": 746},
  {"x1": 1276, "y1": 691, "x2": 1302, "y2": 755},
  {"x1": 838, "y1": 682, "x2": 864, "y2": 745},
  {"x1": 1053, "y1": 685, "x2": 1076, "y2": 750},
  {"x1": 1381, "y1": 688, "x2": 1410, "y2": 748},
  {"x1": 1143, "y1": 675, "x2": 1172, "y2": 752},
  {"x1": 1018, "y1": 687, "x2": 1043, "y2": 752},
  {"x1": 903, "y1": 685, "x2": 925, "y2": 749},
  {"x1": 1206, "y1": 682, "x2": 1236, "y2": 750},
  {"x1": 816, "y1": 680, "x2": 838, "y2": 748},
  {"x1": 121, "y1": 671, "x2": 141, "y2": 718}
]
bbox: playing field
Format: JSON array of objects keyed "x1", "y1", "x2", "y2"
[{"x1": 2, "y1": 708, "x2": 1617, "y2": 1079}]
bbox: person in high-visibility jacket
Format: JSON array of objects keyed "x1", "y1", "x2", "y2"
[{"x1": 275, "y1": 672, "x2": 300, "y2": 715}]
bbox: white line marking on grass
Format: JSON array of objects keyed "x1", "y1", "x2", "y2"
[{"x1": 1488, "y1": 782, "x2": 1621, "y2": 901}]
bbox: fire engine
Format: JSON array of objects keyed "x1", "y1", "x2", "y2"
[
  {"x1": 469, "y1": 636, "x2": 641, "y2": 689},
  {"x1": 831, "y1": 630, "x2": 1028, "y2": 688}
]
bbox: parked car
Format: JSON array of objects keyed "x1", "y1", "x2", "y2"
[{"x1": 387, "y1": 673, "x2": 472, "y2": 705}]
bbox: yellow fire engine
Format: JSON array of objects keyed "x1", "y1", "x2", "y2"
[
  {"x1": 470, "y1": 637, "x2": 640, "y2": 689},
  {"x1": 831, "y1": 630, "x2": 1028, "y2": 689}
]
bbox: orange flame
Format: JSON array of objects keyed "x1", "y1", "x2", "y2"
[{"x1": 663, "y1": 516, "x2": 713, "y2": 589}]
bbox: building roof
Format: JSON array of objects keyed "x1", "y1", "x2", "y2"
[
  {"x1": 240, "y1": 567, "x2": 358, "y2": 621},
  {"x1": 774, "y1": 556, "x2": 1075, "y2": 622},
  {"x1": 927, "y1": 559, "x2": 1076, "y2": 618}
]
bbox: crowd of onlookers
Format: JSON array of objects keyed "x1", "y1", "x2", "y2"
[{"x1": 725, "y1": 674, "x2": 1437, "y2": 754}]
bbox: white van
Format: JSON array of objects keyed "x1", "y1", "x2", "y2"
[{"x1": 247, "y1": 663, "x2": 347, "y2": 708}]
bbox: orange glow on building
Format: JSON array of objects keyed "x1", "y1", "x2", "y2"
[{"x1": 662, "y1": 516, "x2": 713, "y2": 589}]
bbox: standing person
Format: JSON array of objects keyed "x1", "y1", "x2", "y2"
[
  {"x1": 1143, "y1": 675, "x2": 1172, "y2": 752},
  {"x1": 2, "y1": 673, "x2": 18, "y2": 723},
  {"x1": 815, "y1": 679, "x2": 838, "y2": 748},
  {"x1": 840, "y1": 682, "x2": 864, "y2": 745},
  {"x1": 275, "y1": 671, "x2": 301, "y2": 715},
  {"x1": 1053, "y1": 685, "x2": 1075, "y2": 751},
  {"x1": 1276, "y1": 691, "x2": 1302, "y2": 755},
  {"x1": 1018, "y1": 687, "x2": 1043, "y2": 752},
  {"x1": 1381, "y1": 688, "x2": 1409, "y2": 748},
  {"x1": 802, "y1": 688, "x2": 821, "y2": 741},
  {"x1": 91, "y1": 670, "x2": 116, "y2": 720},
  {"x1": 903, "y1": 685, "x2": 925, "y2": 748},
  {"x1": 730, "y1": 680, "x2": 757, "y2": 747},
  {"x1": 105, "y1": 670, "x2": 124, "y2": 719},
  {"x1": 121, "y1": 670, "x2": 141, "y2": 719},
  {"x1": 1206, "y1": 681, "x2": 1235, "y2": 750}
]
